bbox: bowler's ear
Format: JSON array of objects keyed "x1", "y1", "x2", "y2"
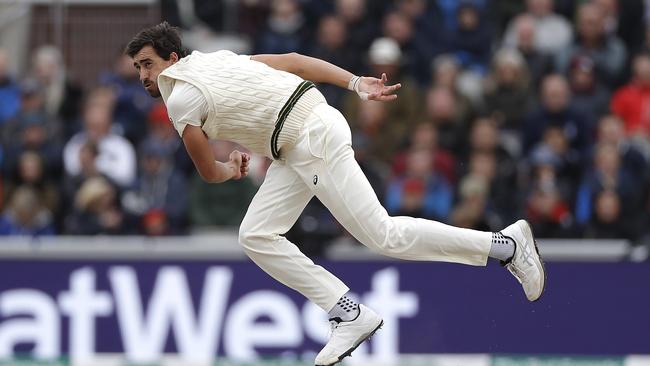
[{"x1": 170, "y1": 52, "x2": 179, "y2": 63}]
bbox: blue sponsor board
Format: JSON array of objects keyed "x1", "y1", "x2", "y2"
[{"x1": 0, "y1": 260, "x2": 648, "y2": 363}]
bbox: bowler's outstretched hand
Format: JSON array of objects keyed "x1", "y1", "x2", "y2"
[{"x1": 359, "y1": 73, "x2": 401, "y2": 102}]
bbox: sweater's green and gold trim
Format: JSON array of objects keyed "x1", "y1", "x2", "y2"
[{"x1": 271, "y1": 81, "x2": 315, "y2": 159}]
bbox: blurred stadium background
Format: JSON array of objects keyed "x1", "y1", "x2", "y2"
[{"x1": 0, "y1": 0, "x2": 649, "y2": 365}]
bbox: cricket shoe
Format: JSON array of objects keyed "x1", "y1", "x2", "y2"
[
  {"x1": 315, "y1": 304, "x2": 383, "y2": 366},
  {"x1": 501, "y1": 219, "x2": 547, "y2": 301}
]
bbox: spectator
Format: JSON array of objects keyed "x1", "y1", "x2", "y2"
[
  {"x1": 528, "y1": 127, "x2": 582, "y2": 200},
  {"x1": 447, "y1": 1, "x2": 493, "y2": 76},
  {"x1": 121, "y1": 139, "x2": 188, "y2": 235},
  {"x1": 610, "y1": 51, "x2": 650, "y2": 140},
  {"x1": 368, "y1": 37, "x2": 423, "y2": 121},
  {"x1": 65, "y1": 176, "x2": 125, "y2": 235},
  {"x1": 1, "y1": 80, "x2": 51, "y2": 148},
  {"x1": 397, "y1": 0, "x2": 447, "y2": 72},
  {"x1": 555, "y1": 3, "x2": 627, "y2": 88},
  {"x1": 382, "y1": 10, "x2": 431, "y2": 83},
  {"x1": 568, "y1": 55, "x2": 611, "y2": 121},
  {"x1": 584, "y1": 189, "x2": 632, "y2": 239},
  {"x1": 503, "y1": 0, "x2": 573, "y2": 57},
  {"x1": 392, "y1": 122, "x2": 456, "y2": 184},
  {"x1": 334, "y1": 0, "x2": 379, "y2": 64},
  {"x1": 596, "y1": 114, "x2": 648, "y2": 183},
  {"x1": 433, "y1": 0, "x2": 488, "y2": 33},
  {"x1": 189, "y1": 141, "x2": 258, "y2": 227},
  {"x1": 2, "y1": 113, "x2": 63, "y2": 180},
  {"x1": 424, "y1": 86, "x2": 469, "y2": 154},
  {"x1": 523, "y1": 74, "x2": 593, "y2": 157},
  {"x1": 344, "y1": 37, "x2": 423, "y2": 135},
  {"x1": 465, "y1": 117, "x2": 517, "y2": 182},
  {"x1": 431, "y1": 54, "x2": 476, "y2": 122},
  {"x1": 525, "y1": 164, "x2": 575, "y2": 238},
  {"x1": 385, "y1": 146, "x2": 453, "y2": 221},
  {"x1": 30, "y1": 45, "x2": 83, "y2": 136},
  {"x1": 140, "y1": 102, "x2": 193, "y2": 175},
  {"x1": 0, "y1": 186, "x2": 55, "y2": 236},
  {"x1": 62, "y1": 141, "x2": 102, "y2": 209},
  {"x1": 237, "y1": 0, "x2": 272, "y2": 39},
  {"x1": 575, "y1": 143, "x2": 645, "y2": 233},
  {"x1": 504, "y1": 14, "x2": 553, "y2": 87},
  {"x1": 0, "y1": 48, "x2": 20, "y2": 126},
  {"x1": 348, "y1": 99, "x2": 409, "y2": 164},
  {"x1": 451, "y1": 174, "x2": 496, "y2": 231},
  {"x1": 462, "y1": 117, "x2": 518, "y2": 224},
  {"x1": 255, "y1": 0, "x2": 307, "y2": 54},
  {"x1": 0, "y1": 147, "x2": 3, "y2": 210},
  {"x1": 5, "y1": 151, "x2": 60, "y2": 219},
  {"x1": 459, "y1": 149, "x2": 518, "y2": 225},
  {"x1": 483, "y1": 48, "x2": 532, "y2": 131},
  {"x1": 593, "y1": 0, "x2": 646, "y2": 54},
  {"x1": 63, "y1": 87, "x2": 136, "y2": 188},
  {"x1": 308, "y1": 15, "x2": 354, "y2": 108},
  {"x1": 100, "y1": 51, "x2": 155, "y2": 145}
]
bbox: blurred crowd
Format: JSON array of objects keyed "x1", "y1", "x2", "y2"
[{"x1": 0, "y1": 0, "x2": 649, "y2": 251}]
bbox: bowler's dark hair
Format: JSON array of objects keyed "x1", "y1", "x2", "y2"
[{"x1": 125, "y1": 21, "x2": 189, "y2": 60}]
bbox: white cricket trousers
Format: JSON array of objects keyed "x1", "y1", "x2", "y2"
[{"x1": 239, "y1": 103, "x2": 491, "y2": 312}]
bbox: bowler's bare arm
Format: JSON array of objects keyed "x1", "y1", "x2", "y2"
[
  {"x1": 251, "y1": 53, "x2": 401, "y2": 101},
  {"x1": 182, "y1": 126, "x2": 249, "y2": 183}
]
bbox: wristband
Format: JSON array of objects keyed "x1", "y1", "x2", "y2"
[
  {"x1": 348, "y1": 75, "x2": 361, "y2": 92},
  {"x1": 347, "y1": 75, "x2": 369, "y2": 100}
]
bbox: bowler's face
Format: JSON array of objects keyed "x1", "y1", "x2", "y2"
[{"x1": 132, "y1": 45, "x2": 177, "y2": 98}]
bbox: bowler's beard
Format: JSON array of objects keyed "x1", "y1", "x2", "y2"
[{"x1": 145, "y1": 84, "x2": 161, "y2": 98}]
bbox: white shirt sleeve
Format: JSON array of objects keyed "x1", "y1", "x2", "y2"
[{"x1": 165, "y1": 80, "x2": 209, "y2": 137}]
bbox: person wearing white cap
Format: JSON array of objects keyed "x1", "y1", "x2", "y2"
[{"x1": 343, "y1": 37, "x2": 423, "y2": 162}]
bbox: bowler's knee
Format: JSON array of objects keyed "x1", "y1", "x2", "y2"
[
  {"x1": 367, "y1": 216, "x2": 411, "y2": 254},
  {"x1": 238, "y1": 224, "x2": 255, "y2": 249},
  {"x1": 238, "y1": 222, "x2": 271, "y2": 253}
]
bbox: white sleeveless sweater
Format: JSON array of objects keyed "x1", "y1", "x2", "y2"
[{"x1": 157, "y1": 50, "x2": 326, "y2": 158}]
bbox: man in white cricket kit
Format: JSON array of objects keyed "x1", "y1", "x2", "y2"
[{"x1": 127, "y1": 22, "x2": 546, "y2": 366}]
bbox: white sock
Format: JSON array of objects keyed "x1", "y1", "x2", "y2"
[
  {"x1": 328, "y1": 295, "x2": 359, "y2": 322},
  {"x1": 489, "y1": 232, "x2": 515, "y2": 262}
]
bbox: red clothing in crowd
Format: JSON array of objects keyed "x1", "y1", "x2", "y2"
[
  {"x1": 610, "y1": 82, "x2": 650, "y2": 136},
  {"x1": 392, "y1": 149, "x2": 457, "y2": 184}
]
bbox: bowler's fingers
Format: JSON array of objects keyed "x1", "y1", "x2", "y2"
[{"x1": 369, "y1": 82, "x2": 401, "y2": 101}]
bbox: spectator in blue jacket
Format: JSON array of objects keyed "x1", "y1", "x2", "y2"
[
  {"x1": 386, "y1": 146, "x2": 453, "y2": 221},
  {"x1": 0, "y1": 49, "x2": 20, "y2": 126},
  {"x1": 575, "y1": 143, "x2": 645, "y2": 235},
  {"x1": 99, "y1": 52, "x2": 155, "y2": 145},
  {"x1": 0, "y1": 186, "x2": 55, "y2": 237},
  {"x1": 523, "y1": 74, "x2": 593, "y2": 158},
  {"x1": 446, "y1": 1, "x2": 493, "y2": 75},
  {"x1": 122, "y1": 139, "x2": 188, "y2": 235}
]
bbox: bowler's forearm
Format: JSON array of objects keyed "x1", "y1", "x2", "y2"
[
  {"x1": 252, "y1": 53, "x2": 354, "y2": 89},
  {"x1": 211, "y1": 161, "x2": 237, "y2": 184},
  {"x1": 291, "y1": 53, "x2": 354, "y2": 89}
]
